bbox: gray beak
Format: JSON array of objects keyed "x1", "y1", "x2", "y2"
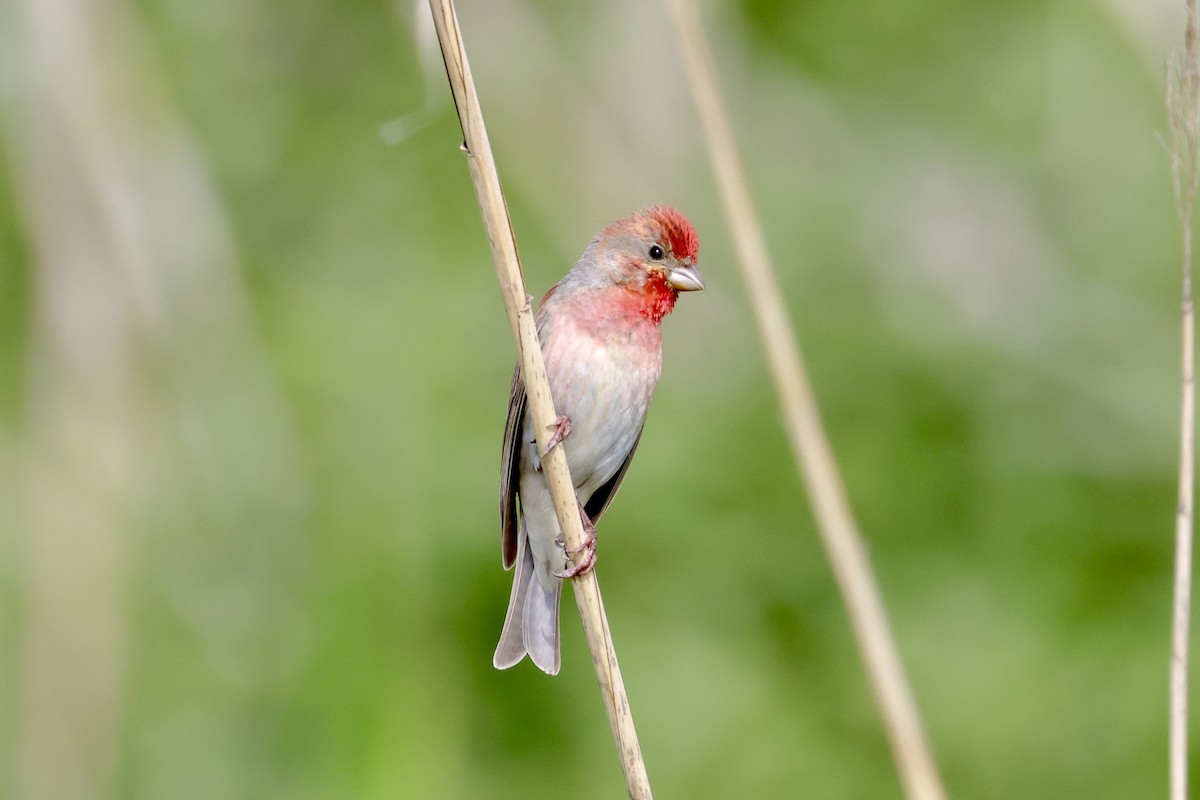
[{"x1": 667, "y1": 264, "x2": 705, "y2": 292}]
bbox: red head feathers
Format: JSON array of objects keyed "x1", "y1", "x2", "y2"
[{"x1": 645, "y1": 205, "x2": 699, "y2": 262}]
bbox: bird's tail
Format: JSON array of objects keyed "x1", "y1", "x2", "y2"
[{"x1": 493, "y1": 526, "x2": 562, "y2": 675}]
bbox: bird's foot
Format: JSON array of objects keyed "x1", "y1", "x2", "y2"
[
  {"x1": 542, "y1": 415, "x2": 572, "y2": 457},
  {"x1": 554, "y1": 547, "x2": 595, "y2": 579},
  {"x1": 554, "y1": 501, "x2": 597, "y2": 579}
]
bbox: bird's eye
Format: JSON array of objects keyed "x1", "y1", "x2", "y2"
[{"x1": 649, "y1": 244, "x2": 665, "y2": 260}]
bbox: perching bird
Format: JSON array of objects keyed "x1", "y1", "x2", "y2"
[{"x1": 493, "y1": 206, "x2": 704, "y2": 675}]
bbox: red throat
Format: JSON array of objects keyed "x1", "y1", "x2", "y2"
[{"x1": 629, "y1": 272, "x2": 678, "y2": 325}]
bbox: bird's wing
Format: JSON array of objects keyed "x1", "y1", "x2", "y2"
[
  {"x1": 583, "y1": 427, "x2": 644, "y2": 524},
  {"x1": 499, "y1": 365, "x2": 525, "y2": 570}
]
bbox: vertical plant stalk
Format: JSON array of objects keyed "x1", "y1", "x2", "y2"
[
  {"x1": 425, "y1": 2, "x2": 652, "y2": 797},
  {"x1": 1167, "y1": 3, "x2": 1199, "y2": 798},
  {"x1": 7, "y1": 0, "x2": 133, "y2": 795},
  {"x1": 663, "y1": 2, "x2": 946, "y2": 798}
]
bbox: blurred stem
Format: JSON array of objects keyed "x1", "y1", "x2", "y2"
[
  {"x1": 663, "y1": 2, "x2": 947, "y2": 799},
  {"x1": 6, "y1": 0, "x2": 135, "y2": 795},
  {"x1": 1168, "y1": 2, "x2": 1199, "y2": 798},
  {"x1": 425, "y1": 1, "x2": 652, "y2": 797}
]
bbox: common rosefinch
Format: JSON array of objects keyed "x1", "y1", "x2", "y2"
[{"x1": 493, "y1": 206, "x2": 704, "y2": 675}]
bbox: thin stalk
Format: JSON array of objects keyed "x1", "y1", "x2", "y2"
[
  {"x1": 663, "y1": 2, "x2": 947, "y2": 798},
  {"x1": 1167, "y1": 3, "x2": 1199, "y2": 798},
  {"x1": 425, "y1": 2, "x2": 652, "y2": 797}
]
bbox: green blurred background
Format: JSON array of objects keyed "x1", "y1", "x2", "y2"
[{"x1": 0, "y1": 0, "x2": 1189, "y2": 797}]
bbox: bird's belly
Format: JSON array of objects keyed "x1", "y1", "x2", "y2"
[
  {"x1": 540, "y1": 330, "x2": 662, "y2": 501},
  {"x1": 561, "y1": 389, "x2": 646, "y2": 499}
]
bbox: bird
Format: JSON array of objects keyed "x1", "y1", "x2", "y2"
[{"x1": 493, "y1": 205, "x2": 704, "y2": 675}]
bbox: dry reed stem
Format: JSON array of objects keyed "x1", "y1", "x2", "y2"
[
  {"x1": 663, "y1": 2, "x2": 947, "y2": 798},
  {"x1": 426, "y1": 1, "x2": 652, "y2": 797},
  {"x1": 1167, "y1": 2, "x2": 1199, "y2": 798},
  {"x1": 8, "y1": 0, "x2": 134, "y2": 794}
]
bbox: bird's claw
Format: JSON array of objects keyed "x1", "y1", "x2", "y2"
[
  {"x1": 554, "y1": 500, "x2": 597, "y2": 579},
  {"x1": 554, "y1": 546, "x2": 596, "y2": 579},
  {"x1": 542, "y1": 415, "x2": 571, "y2": 457}
]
